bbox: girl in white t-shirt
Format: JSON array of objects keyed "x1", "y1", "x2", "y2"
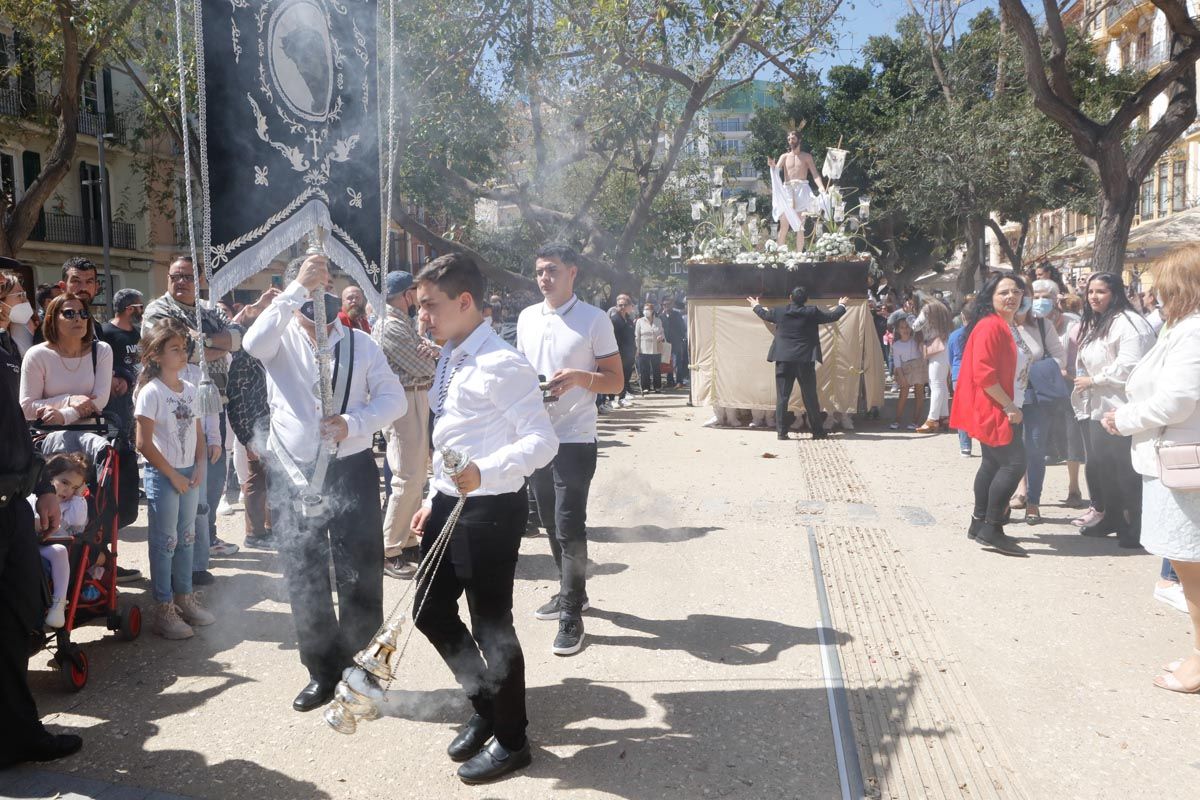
[
  {"x1": 28, "y1": 452, "x2": 90, "y2": 628},
  {"x1": 134, "y1": 319, "x2": 215, "y2": 640},
  {"x1": 889, "y1": 317, "x2": 926, "y2": 430}
]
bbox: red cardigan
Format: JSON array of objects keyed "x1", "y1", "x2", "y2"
[{"x1": 948, "y1": 314, "x2": 1017, "y2": 448}]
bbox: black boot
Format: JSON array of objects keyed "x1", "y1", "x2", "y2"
[
  {"x1": 974, "y1": 522, "x2": 1028, "y2": 557},
  {"x1": 967, "y1": 515, "x2": 984, "y2": 541}
]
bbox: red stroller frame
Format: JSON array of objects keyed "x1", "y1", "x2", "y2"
[{"x1": 32, "y1": 422, "x2": 141, "y2": 691}]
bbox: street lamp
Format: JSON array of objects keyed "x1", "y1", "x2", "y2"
[{"x1": 80, "y1": 89, "x2": 116, "y2": 316}]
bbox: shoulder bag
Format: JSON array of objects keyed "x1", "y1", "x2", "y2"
[{"x1": 1028, "y1": 319, "x2": 1069, "y2": 403}]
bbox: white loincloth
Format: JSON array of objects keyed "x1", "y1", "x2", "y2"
[{"x1": 771, "y1": 170, "x2": 817, "y2": 230}]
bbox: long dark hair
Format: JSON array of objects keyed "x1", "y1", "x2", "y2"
[
  {"x1": 137, "y1": 318, "x2": 192, "y2": 393},
  {"x1": 1078, "y1": 272, "x2": 1137, "y2": 345},
  {"x1": 965, "y1": 272, "x2": 1026, "y2": 341}
]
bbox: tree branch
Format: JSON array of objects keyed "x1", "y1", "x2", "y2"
[
  {"x1": 392, "y1": 207, "x2": 537, "y2": 292},
  {"x1": 80, "y1": 0, "x2": 143, "y2": 78},
  {"x1": 1107, "y1": 39, "x2": 1200, "y2": 135},
  {"x1": 984, "y1": 216, "x2": 1021, "y2": 269}
]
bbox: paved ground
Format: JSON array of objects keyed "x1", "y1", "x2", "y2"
[
  {"x1": 8, "y1": 392, "x2": 840, "y2": 800},
  {"x1": 8, "y1": 392, "x2": 1200, "y2": 799}
]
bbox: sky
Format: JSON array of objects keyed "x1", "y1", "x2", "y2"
[{"x1": 808, "y1": 0, "x2": 910, "y2": 73}]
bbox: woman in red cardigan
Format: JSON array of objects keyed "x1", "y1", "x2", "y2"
[{"x1": 949, "y1": 273, "x2": 1032, "y2": 557}]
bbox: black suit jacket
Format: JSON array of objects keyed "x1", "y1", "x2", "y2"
[
  {"x1": 753, "y1": 302, "x2": 847, "y2": 364},
  {"x1": 661, "y1": 309, "x2": 687, "y2": 346}
]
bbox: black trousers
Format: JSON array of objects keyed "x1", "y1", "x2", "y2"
[
  {"x1": 0, "y1": 500, "x2": 51, "y2": 764},
  {"x1": 530, "y1": 442, "x2": 598, "y2": 615},
  {"x1": 973, "y1": 425, "x2": 1026, "y2": 524},
  {"x1": 269, "y1": 449, "x2": 384, "y2": 686},
  {"x1": 116, "y1": 447, "x2": 140, "y2": 530},
  {"x1": 775, "y1": 360, "x2": 823, "y2": 436},
  {"x1": 414, "y1": 491, "x2": 527, "y2": 750},
  {"x1": 637, "y1": 354, "x2": 662, "y2": 391},
  {"x1": 1087, "y1": 420, "x2": 1141, "y2": 535}
]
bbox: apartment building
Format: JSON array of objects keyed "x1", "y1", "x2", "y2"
[{"x1": 986, "y1": 0, "x2": 1200, "y2": 279}]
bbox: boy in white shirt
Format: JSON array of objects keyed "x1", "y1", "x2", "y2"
[
  {"x1": 516, "y1": 244, "x2": 623, "y2": 656},
  {"x1": 410, "y1": 252, "x2": 558, "y2": 784}
]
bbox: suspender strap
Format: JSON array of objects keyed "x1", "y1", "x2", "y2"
[{"x1": 333, "y1": 330, "x2": 355, "y2": 416}]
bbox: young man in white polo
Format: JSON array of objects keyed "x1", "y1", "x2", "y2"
[{"x1": 516, "y1": 243, "x2": 624, "y2": 656}]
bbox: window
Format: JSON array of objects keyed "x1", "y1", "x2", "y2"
[
  {"x1": 1141, "y1": 174, "x2": 1154, "y2": 219},
  {"x1": 1174, "y1": 160, "x2": 1188, "y2": 211},
  {"x1": 0, "y1": 153, "x2": 15, "y2": 205},
  {"x1": 716, "y1": 139, "x2": 744, "y2": 154},
  {"x1": 82, "y1": 69, "x2": 98, "y2": 114},
  {"x1": 713, "y1": 118, "x2": 745, "y2": 133},
  {"x1": 416, "y1": 244, "x2": 425, "y2": 265},
  {"x1": 1158, "y1": 160, "x2": 1170, "y2": 217}
]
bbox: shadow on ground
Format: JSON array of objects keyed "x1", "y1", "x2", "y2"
[{"x1": 589, "y1": 524, "x2": 722, "y2": 544}]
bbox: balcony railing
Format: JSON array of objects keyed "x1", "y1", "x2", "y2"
[
  {"x1": 29, "y1": 213, "x2": 137, "y2": 250},
  {"x1": 0, "y1": 89, "x2": 128, "y2": 145},
  {"x1": 1105, "y1": 0, "x2": 1142, "y2": 28},
  {"x1": 1131, "y1": 40, "x2": 1169, "y2": 72}
]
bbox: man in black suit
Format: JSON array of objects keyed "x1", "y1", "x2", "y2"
[
  {"x1": 660, "y1": 296, "x2": 689, "y2": 388},
  {"x1": 749, "y1": 287, "x2": 848, "y2": 441}
]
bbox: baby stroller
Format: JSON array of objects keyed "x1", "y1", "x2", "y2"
[{"x1": 32, "y1": 421, "x2": 142, "y2": 692}]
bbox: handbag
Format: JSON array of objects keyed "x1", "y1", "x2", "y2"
[
  {"x1": 1157, "y1": 436, "x2": 1200, "y2": 491},
  {"x1": 922, "y1": 335, "x2": 946, "y2": 359},
  {"x1": 1028, "y1": 320, "x2": 1069, "y2": 403}
]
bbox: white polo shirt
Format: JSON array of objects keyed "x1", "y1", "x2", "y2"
[{"x1": 517, "y1": 295, "x2": 619, "y2": 444}]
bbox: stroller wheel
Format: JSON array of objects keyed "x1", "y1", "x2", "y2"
[
  {"x1": 57, "y1": 648, "x2": 89, "y2": 692},
  {"x1": 117, "y1": 604, "x2": 142, "y2": 642}
]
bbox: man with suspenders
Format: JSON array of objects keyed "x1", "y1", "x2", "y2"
[{"x1": 244, "y1": 254, "x2": 407, "y2": 713}]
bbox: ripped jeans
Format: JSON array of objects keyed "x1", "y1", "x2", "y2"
[{"x1": 145, "y1": 464, "x2": 201, "y2": 603}]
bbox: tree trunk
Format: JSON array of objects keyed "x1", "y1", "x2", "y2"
[
  {"x1": 956, "y1": 216, "x2": 986, "y2": 298},
  {"x1": 1090, "y1": 190, "x2": 1138, "y2": 275}
]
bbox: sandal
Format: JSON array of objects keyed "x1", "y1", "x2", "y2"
[
  {"x1": 1009, "y1": 494, "x2": 1027, "y2": 510},
  {"x1": 1153, "y1": 672, "x2": 1200, "y2": 694},
  {"x1": 1163, "y1": 648, "x2": 1200, "y2": 673},
  {"x1": 914, "y1": 420, "x2": 941, "y2": 434}
]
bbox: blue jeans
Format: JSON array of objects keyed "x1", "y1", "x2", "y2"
[
  {"x1": 1022, "y1": 402, "x2": 1050, "y2": 505},
  {"x1": 145, "y1": 465, "x2": 201, "y2": 603},
  {"x1": 957, "y1": 429, "x2": 972, "y2": 454},
  {"x1": 1162, "y1": 559, "x2": 1179, "y2": 582}
]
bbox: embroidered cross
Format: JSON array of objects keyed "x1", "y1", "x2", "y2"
[{"x1": 305, "y1": 129, "x2": 323, "y2": 159}]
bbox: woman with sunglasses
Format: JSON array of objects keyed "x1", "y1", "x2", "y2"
[{"x1": 19, "y1": 293, "x2": 113, "y2": 427}]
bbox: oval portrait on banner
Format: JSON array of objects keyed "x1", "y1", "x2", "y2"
[{"x1": 268, "y1": 0, "x2": 333, "y2": 122}]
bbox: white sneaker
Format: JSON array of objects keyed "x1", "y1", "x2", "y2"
[
  {"x1": 748, "y1": 420, "x2": 764, "y2": 428},
  {"x1": 153, "y1": 601, "x2": 194, "y2": 639},
  {"x1": 45, "y1": 597, "x2": 67, "y2": 629},
  {"x1": 702, "y1": 416, "x2": 719, "y2": 428},
  {"x1": 210, "y1": 538, "x2": 240, "y2": 557},
  {"x1": 599, "y1": 402, "x2": 614, "y2": 413},
  {"x1": 618, "y1": 397, "x2": 633, "y2": 408},
  {"x1": 216, "y1": 497, "x2": 236, "y2": 516},
  {"x1": 175, "y1": 593, "x2": 216, "y2": 626},
  {"x1": 1154, "y1": 583, "x2": 1190, "y2": 614}
]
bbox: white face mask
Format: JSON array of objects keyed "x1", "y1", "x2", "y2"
[
  {"x1": 6, "y1": 301, "x2": 33, "y2": 326},
  {"x1": 643, "y1": 309, "x2": 653, "y2": 319}
]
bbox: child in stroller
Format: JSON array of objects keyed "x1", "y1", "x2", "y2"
[{"x1": 27, "y1": 452, "x2": 90, "y2": 628}]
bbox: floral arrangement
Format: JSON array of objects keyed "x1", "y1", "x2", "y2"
[{"x1": 686, "y1": 182, "x2": 869, "y2": 267}]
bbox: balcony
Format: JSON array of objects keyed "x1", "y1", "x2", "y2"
[
  {"x1": 29, "y1": 213, "x2": 138, "y2": 251},
  {"x1": 1105, "y1": 0, "x2": 1151, "y2": 34},
  {"x1": 0, "y1": 88, "x2": 128, "y2": 146},
  {"x1": 1131, "y1": 40, "x2": 1169, "y2": 72}
]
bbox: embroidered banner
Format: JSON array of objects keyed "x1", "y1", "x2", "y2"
[{"x1": 197, "y1": 0, "x2": 381, "y2": 302}]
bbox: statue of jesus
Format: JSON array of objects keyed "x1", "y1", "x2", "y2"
[{"x1": 768, "y1": 127, "x2": 826, "y2": 250}]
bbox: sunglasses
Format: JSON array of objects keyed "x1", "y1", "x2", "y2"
[
  {"x1": 168, "y1": 274, "x2": 196, "y2": 283},
  {"x1": 59, "y1": 308, "x2": 90, "y2": 321}
]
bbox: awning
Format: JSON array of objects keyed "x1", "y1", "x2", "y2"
[{"x1": 1052, "y1": 206, "x2": 1200, "y2": 264}]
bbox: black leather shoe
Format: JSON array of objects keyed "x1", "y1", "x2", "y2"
[
  {"x1": 447, "y1": 713, "x2": 493, "y2": 762},
  {"x1": 975, "y1": 523, "x2": 1028, "y2": 557},
  {"x1": 1080, "y1": 518, "x2": 1122, "y2": 538},
  {"x1": 457, "y1": 737, "x2": 532, "y2": 785},
  {"x1": 1, "y1": 733, "x2": 85, "y2": 767},
  {"x1": 292, "y1": 679, "x2": 335, "y2": 712},
  {"x1": 776, "y1": 432, "x2": 789, "y2": 440}
]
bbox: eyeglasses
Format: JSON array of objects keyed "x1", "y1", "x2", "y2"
[
  {"x1": 126, "y1": 304, "x2": 145, "y2": 312},
  {"x1": 168, "y1": 274, "x2": 196, "y2": 284},
  {"x1": 59, "y1": 308, "x2": 90, "y2": 321}
]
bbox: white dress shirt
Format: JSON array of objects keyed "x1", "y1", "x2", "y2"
[
  {"x1": 243, "y1": 280, "x2": 407, "y2": 464},
  {"x1": 430, "y1": 319, "x2": 558, "y2": 497},
  {"x1": 516, "y1": 296, "x2": 619, "y2": 444},
  {"x1": 1071, "y1": 310, "x2": 1157, "y2": 421}
]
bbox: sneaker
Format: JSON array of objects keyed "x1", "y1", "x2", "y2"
[
  {"x1": 701, "y1": 416, "x2": 720, "y2": 428},
  {"x1": 192, "y1": 569, "x2": 215, "y2": 586},
  {"x1": 174, "y1": 593, "x2": 216, "y2": 626},
  {"x1": 618, "y1": 397, "x2": 634, "y2": 408},
  {"x1": 244, "y1": 531, "x2": 276, "y2": 550},
  {"x1": 748, "y1": 420, "x2": 764, "y2": 429},
  {"x1": 534, "y1": 595, "x2": 590, "y2": 620},
  {"x1": 888, "y1": 422, "x2": 900, "y2": 430},
  {"x1": 115, "y1": 565, "x2": 142, "y2": 583},
  {"x1": 599, "y1": 402, "x2": 614, "y2": 414},
  {"x1": 1154, "y1": 582, "x2": 1190, "y2": 614},
  {"x1": 960, "y1": 449, "x2": 972, "y2": 457},
  {"x1": 552, "y1": 616, "x2": 585, "y2": 656},
  {"x1": 45, "y1": 598, "x2": 67, "y2": 629},
  {"x1": 216, "y1": 497, "x2": 236, "y2": 516},
  {"x1": 384, "y1": 555, "x2": 418, "y2": 580},
  {"x1": 152, "y1": 601, "x2": 194, "y2": 639},
  {"x1": 210, "y1": 538, "x2": 240, "y2": 557}
]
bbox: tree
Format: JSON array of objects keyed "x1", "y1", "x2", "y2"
[
  {"x1": 387, "y1": 0, "x2": 846, "y2": 292},
  {"x1": 999, "y1": 0, "x2": 1200, "y2": 274},
  {"x1": 0, "y1": 0, "x2": 144, "y2": 258}
]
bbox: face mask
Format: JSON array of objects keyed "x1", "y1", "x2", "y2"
[
  {"x1": 6, "y1": 301, "x2": 33, "y2": 326},
  {"x1": 1030, "y1": 298, "x2": 1054, "y2": 318},
  {"x1": 1018, "y1": 296, "x2": 1032, "y2": 315},
  {"x1": 643, "y1": 310, "x2": 653, "y2": 319}
]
